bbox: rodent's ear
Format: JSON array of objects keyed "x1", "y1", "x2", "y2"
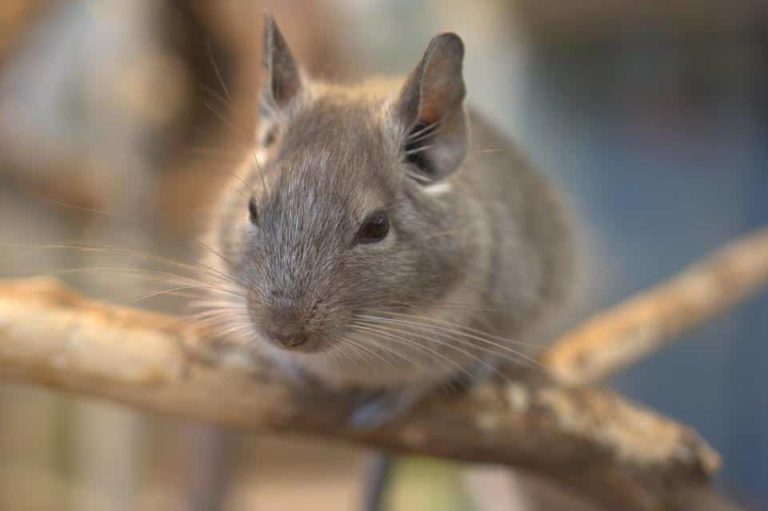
[
  {"x1": 261, "y1": 14, "x2": 304, "y2": 111},
  {"x1": 395, "y1": 33, "x2": 468, "y2": 181}
]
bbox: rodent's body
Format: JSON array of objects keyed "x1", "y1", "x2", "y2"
[{"x1": 204, "y1": 19, "x2": 573, "y2": 393}]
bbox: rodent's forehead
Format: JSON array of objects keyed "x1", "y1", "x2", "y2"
[
  {"x1": 254, "y1": 98, "x2": 400, "y2": 219},
  {"x1": 260, "y1": 151, "x2": 390, "y2": 226},
  {"x1": 281, "y1": 95, "x2": 398, "y2": 168}
]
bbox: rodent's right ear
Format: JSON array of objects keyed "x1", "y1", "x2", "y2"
[
  {"x1": 261, "y1": 14, "x2": 305, "y2": 112},
  {"x1": 394, "y1": 33, "x2": 468, "y2": 181}
]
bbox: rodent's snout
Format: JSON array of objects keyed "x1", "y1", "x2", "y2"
[
  {"x1": 251, "y1": 289, "x2": 328, "y2": 352},
  {"x1": 263, "y1": 323, "x2": 309, "y2": 349}
]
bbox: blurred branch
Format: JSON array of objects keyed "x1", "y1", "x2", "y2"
[
  {"x1": 0, "y1": 276, "x2": 731, "y2": 510},
  {"x1": 545, "y1": 226, "x2": 768, "y2": 385}
]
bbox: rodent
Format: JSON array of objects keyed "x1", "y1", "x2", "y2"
[{"x1": 203, "y1": 15, "x2": 574, "y2": 418}]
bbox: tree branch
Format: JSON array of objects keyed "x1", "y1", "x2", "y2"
[
  {"x1": 0, "y1": 277, "x2": 722, "y2": 510},
  {"x1": 544, "y1": 227, "x2": 768, "y2": 385}
]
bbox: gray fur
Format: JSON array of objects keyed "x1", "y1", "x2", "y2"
[{"x1": 205, "y1": 22, "x2": 574, "y2": 390}]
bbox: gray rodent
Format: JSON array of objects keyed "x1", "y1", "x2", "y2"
[{"x1": 204, "y1": 16, "x2": 574, "y2": 421}]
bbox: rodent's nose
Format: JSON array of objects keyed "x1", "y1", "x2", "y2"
[{"x1": 265, "y1": 324, "x2": 309, "y2": 349}]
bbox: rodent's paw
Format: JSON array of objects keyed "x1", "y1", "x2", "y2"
[{"x1": 347, "y1": 388, "x2": 428, "y2": 430}]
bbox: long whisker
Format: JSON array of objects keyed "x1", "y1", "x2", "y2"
[
  {"x1": 351, "y1": 319, "x2": 507, "y2": 382},
  {"x1": 342, "y1": 335, "x2": 401, "y2": 371},
  {"x1": 356, "y1": 314, "x2": 541, "y2": 370},
  {"x1": 50, "y1": 265, "x2": 212, "y2": 285},
  {"x1": 5, "y1": 243, "x2": 244, "y2": 289},
  {"x1": 189, "y1": 298, "x2": 248, "y2": 309},
  {"x1": 127, "y1": 285, "x2": 218, "y2": 305},
  {"x1": 199, "y1": 83, "x2": 232, "y2": 113},
  {"x1": 203, "y1": 100, "x2": 231, "y2": 126},
  {"x1": 346, "y1": 331, "x2": 437, "y2": 381},
  {"x1": 187, "y1": 307, "x2": 249, "y2": 320},
  {"x1": 13, "y1": 192, "x2": 240, "y2": 278},
  {"x1": 406, "y1": 119, "x2": 443, "y2": 142},
  {"x1": 206, "y1": 38, "x2": 231, "y2": 102},
  {"x1": 404, "y1": 144, "x2": 436, "y2": 156},
  {"x1": 351, "y1": 323, "x2": 468, "y2": 377},
  {"x1": 41, "y1": 266, "x2": 247, "y2": 304},
  {"x1": 378, "y1": 309, "x2": 538, "y2": 348}
]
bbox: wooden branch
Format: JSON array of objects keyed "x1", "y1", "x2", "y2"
[
  {"x1": 0, "y1": 278, "x2": 724, "y2": 510},
  {"x1": 544, "y1": 227, "x2": 768, "y2": 385}
]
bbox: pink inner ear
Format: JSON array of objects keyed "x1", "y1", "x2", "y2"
[
  {"x1": 417, "y1": 58, "x2": 461, "y2": 124},
  {"x1": 272, "y1": 73, "x2": 300, "y2": 106},
  {"x1": 417, "y1": 111, "x2": 439, "y2": 125},
  {"x1": 418, "y1": 92, "x2": 449, "y2": 125},
  {"x1": 417, "y1": 82, "x2": 449, "y2": 124}
]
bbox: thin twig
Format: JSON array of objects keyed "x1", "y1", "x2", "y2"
[{"x1": 544, "y1": 226, "x2": 768, "y2": 385}]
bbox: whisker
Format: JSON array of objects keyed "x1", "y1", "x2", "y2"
[
  {"x1": 342, "y1": 335, "x2": 400, "y2": 371},
  {"x1": 206, "y1": 38, "x2": 231, "y2": 102},
  {"x1": 380, "y1": 311, "x2": 538, "y2": 348},
  {"x1": 404, "y1": 144, "x2": 436, "y2": 156},
  {"x1": 198, "y1": 83, "x2": 231, "y2": 112},
  {"x1": 188, "y1": 300, "x2": 248, "y2": 311},
  {"x1": 50, "y1": 265, "x2": 206, "y2": 284},
  {"x1": 127, "y1": 285, "x2": 215, "y2": 305},
  {"x1": 356, "y1": 313, "x2": 541, "y2": 370},
  {"x1": 351, "y1": 320, "x2": 503, "y2": 382},
  {"x1": 351, "y1": 324, "x2": 457, "y2": 374},
  {"x1": 7, "y1": 192, "x2": 243, "y2": 284},
  {"x1": 6, "y1": 242, "x2": 244, "y2": 289},
  {"x1": 406, "y1": 119, "x2": 443, "y2": 142}
]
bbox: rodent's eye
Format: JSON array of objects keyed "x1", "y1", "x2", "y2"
[
  {"x1": 263, "y1": 128, "x2": 277, "y2": 147},
  {"x1": 355, "y1": 211, "x2": 389, "y2": 244},
  {"x1": 248, "y1": 197, "x2": 259, "y2": 225}
]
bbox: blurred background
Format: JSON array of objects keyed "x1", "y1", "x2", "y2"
[{"x1": 0, "y1": 0, "x2": 765, "y2": 510}]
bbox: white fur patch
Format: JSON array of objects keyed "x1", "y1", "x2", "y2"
[
  {"x1": 423, "y1": 181, "x2": 453, "y2": 196},
  {"x1": 253, "y1": 148, "x2": 268, "y2": 167}
]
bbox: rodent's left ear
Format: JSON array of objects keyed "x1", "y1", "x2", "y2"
[
  {"x1": 394, "y1": 33, "x2": 468, "y2": 181},
  {"x1": 261, "y1": 14, "x2": 305, "y2": 111}
]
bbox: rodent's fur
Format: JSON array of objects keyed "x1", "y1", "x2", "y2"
[{"x1": 205, "y1": 17, "x2": 574, "y2": 391}]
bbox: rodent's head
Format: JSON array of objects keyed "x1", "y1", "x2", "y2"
[{"x1": 210, "y1": 16, "x2": 472, "y2": 356}]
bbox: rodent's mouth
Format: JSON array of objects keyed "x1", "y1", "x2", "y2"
[
  {"x1": 261, "y1": 331, "x2": 335, "y2": 354},
  {"x1": 247, "y1": 304, "x2": 347, "y2": 355},
  {"x1": 247, "y1": 310, "x2": 335, "y2": 354}
]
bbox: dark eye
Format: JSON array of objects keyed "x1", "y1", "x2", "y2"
[
  {"x1": 248, "y1": 197, "x2": 259, "y2": 225},
  {"x1": 356, "y1": 211, "x2": 389, "y2": 244},
  {"x1": 263, "y1": 128, "x2": 277, "y2": 147}
]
